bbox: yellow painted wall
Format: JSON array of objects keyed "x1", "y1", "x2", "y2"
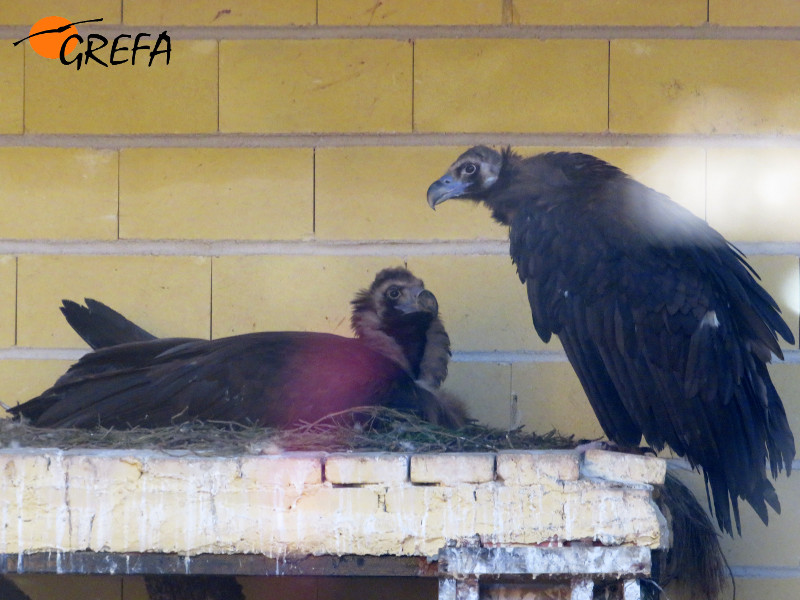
[{"x1": 1, "y1": 1, "x2": 799, "y2": 598}]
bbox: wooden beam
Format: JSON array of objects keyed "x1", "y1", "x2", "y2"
[{"x1": 1, "y1": 552, "x2": 439, "y2": 577}]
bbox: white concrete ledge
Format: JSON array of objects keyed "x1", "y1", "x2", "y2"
[{"x1": 0, "y1": 447, "x2": 667, "y2": 560}]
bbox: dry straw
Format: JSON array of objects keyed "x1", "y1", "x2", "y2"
[{"x1": 0, "y1": 407, "x2": 577, "y2": 455}]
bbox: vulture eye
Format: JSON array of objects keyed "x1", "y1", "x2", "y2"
[
  {"x1": 385, "y1": 286, "x2": 402, "y2": 300},
  {"x1": 463, "y1": 163, "x2": 477, "y2": 176}
]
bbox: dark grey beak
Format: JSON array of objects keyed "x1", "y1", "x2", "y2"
[
  {"x1": 427, "y1": 176, "x2": 468, "y2": 210},
  {"x1": 395, "y1": 288, "x2": 438, "y2": 316},
  {"x1": 415, "y1": 289, "x2": 438, "y2": 315}
]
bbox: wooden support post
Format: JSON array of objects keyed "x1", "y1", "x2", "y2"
[
  {"x1": 570, "y1": 577, "x2": 594, "y2": 600},
  {"x1": 438, "y1": 576, "x2": 479, "y2": 600}
]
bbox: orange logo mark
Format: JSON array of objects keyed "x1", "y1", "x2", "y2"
[{"x1": 27, "y1": 16, "x2": 80, "y2": 59}]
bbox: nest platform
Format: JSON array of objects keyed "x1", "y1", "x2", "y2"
[{"x1": 0, "y1": 422, "x2": 667, "y2": 600}]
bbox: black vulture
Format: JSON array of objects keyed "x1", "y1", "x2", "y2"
[
  {"x1": 427, "y1": 146, "x2": 795, "y2": 536},
  {"x1": 10, "y1": 267, "x2": 463, "y2": 429}
]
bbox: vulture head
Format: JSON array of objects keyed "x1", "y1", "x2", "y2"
[
  {"x1": 351, "y1": 266, "x2": 438, "y2": 330},
  {"x1": 351, "y1": 267, "x2": 450, "y2": 390},
  {"x1": 427, "y1": 145, "x2": 504, "y2": 208}
]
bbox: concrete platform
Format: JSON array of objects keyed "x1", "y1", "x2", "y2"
[{"x1": 0, "y1": 447, "x2": 667, "y2": 599}]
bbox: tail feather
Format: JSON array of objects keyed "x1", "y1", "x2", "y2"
[
  {"x1": 649, "y1": 471, "x2": 730, "y2": 600},
  {"x1": 61, "y1": 299, "x2": 157, "y2": 349}
]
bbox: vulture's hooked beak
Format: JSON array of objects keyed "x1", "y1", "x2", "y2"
[
  {"x1": 398, "y1": 288, "x2": 439, "y2": 316},
  {"x1": 415, "y1": 289, "x2": 438, "y2": 315},
  {"x1": 427, "y1": 175, "x2": 468, "y2": 210}
]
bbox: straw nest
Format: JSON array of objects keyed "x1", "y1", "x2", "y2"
[{"x1": 0, "y1": 407, "x2": 578, "y2": 455}]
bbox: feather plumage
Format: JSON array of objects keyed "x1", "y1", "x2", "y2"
[
  {"x1": 11, "y1": 267, "x2": 465, "y2": 430},
  {"x1": 428, "y1": 146, "x2": 795, "y2": 536}
]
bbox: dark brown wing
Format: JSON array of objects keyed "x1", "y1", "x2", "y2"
[
  {"x1": 510, "y1": 155, "x2": 794, "y2": 535},
  {"x1": 13, "y1": 332, "x2": 433, "y2": 429}
]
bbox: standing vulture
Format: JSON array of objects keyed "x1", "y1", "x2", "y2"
[
  {"x1": 427, "y1": 146, "x2": 795, "y2": 536},
  {"x1": 10, "y1": 267, "x2": 462, "y2": 429}
]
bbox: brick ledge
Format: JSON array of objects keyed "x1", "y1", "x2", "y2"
[{"x1": 0, "y1": 448, "x2": 667, "y2": 560}]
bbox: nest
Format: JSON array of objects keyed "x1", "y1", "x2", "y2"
[{"x1": 0, "y1": 407, "x2": 578, "y2": 456}]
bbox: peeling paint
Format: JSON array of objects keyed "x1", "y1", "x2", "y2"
[{"x1": 0, "y1": 448, "x2": 665, "y2": 560}]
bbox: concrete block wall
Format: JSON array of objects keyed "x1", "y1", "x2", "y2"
[{"x1": 1, "y1": 1, "x2": 799, "y2": 598}]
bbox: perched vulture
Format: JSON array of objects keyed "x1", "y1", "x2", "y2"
[
  {"x1": 10, "y1": 267, "x2": 462, "y2": 429},
  {"x1": 428, "y1": 146, "x2": 795, "y2": 535}
]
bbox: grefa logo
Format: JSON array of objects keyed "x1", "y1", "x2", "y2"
[{"x1": 13, "y1": 16, "x2": 171, "y2": 70}]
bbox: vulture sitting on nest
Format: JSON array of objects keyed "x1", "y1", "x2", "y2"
[
  {"x1": 428, "y1": 146, "x2": 795, "y2": 537},
  {"x1": 10, "y1": 267, "x2": 462, "y2": 429},
  {"x1": 9, "y1": 260, "x2": 727, "y2": 598}
]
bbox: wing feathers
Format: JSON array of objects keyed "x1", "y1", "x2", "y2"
[{"x1": 18, "y1": 332, "x2": 421, "y2": 429}]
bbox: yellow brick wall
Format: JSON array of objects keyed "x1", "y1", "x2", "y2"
[{"x1": 1, "y1": 1, "x2": 799, "y2": 598}]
